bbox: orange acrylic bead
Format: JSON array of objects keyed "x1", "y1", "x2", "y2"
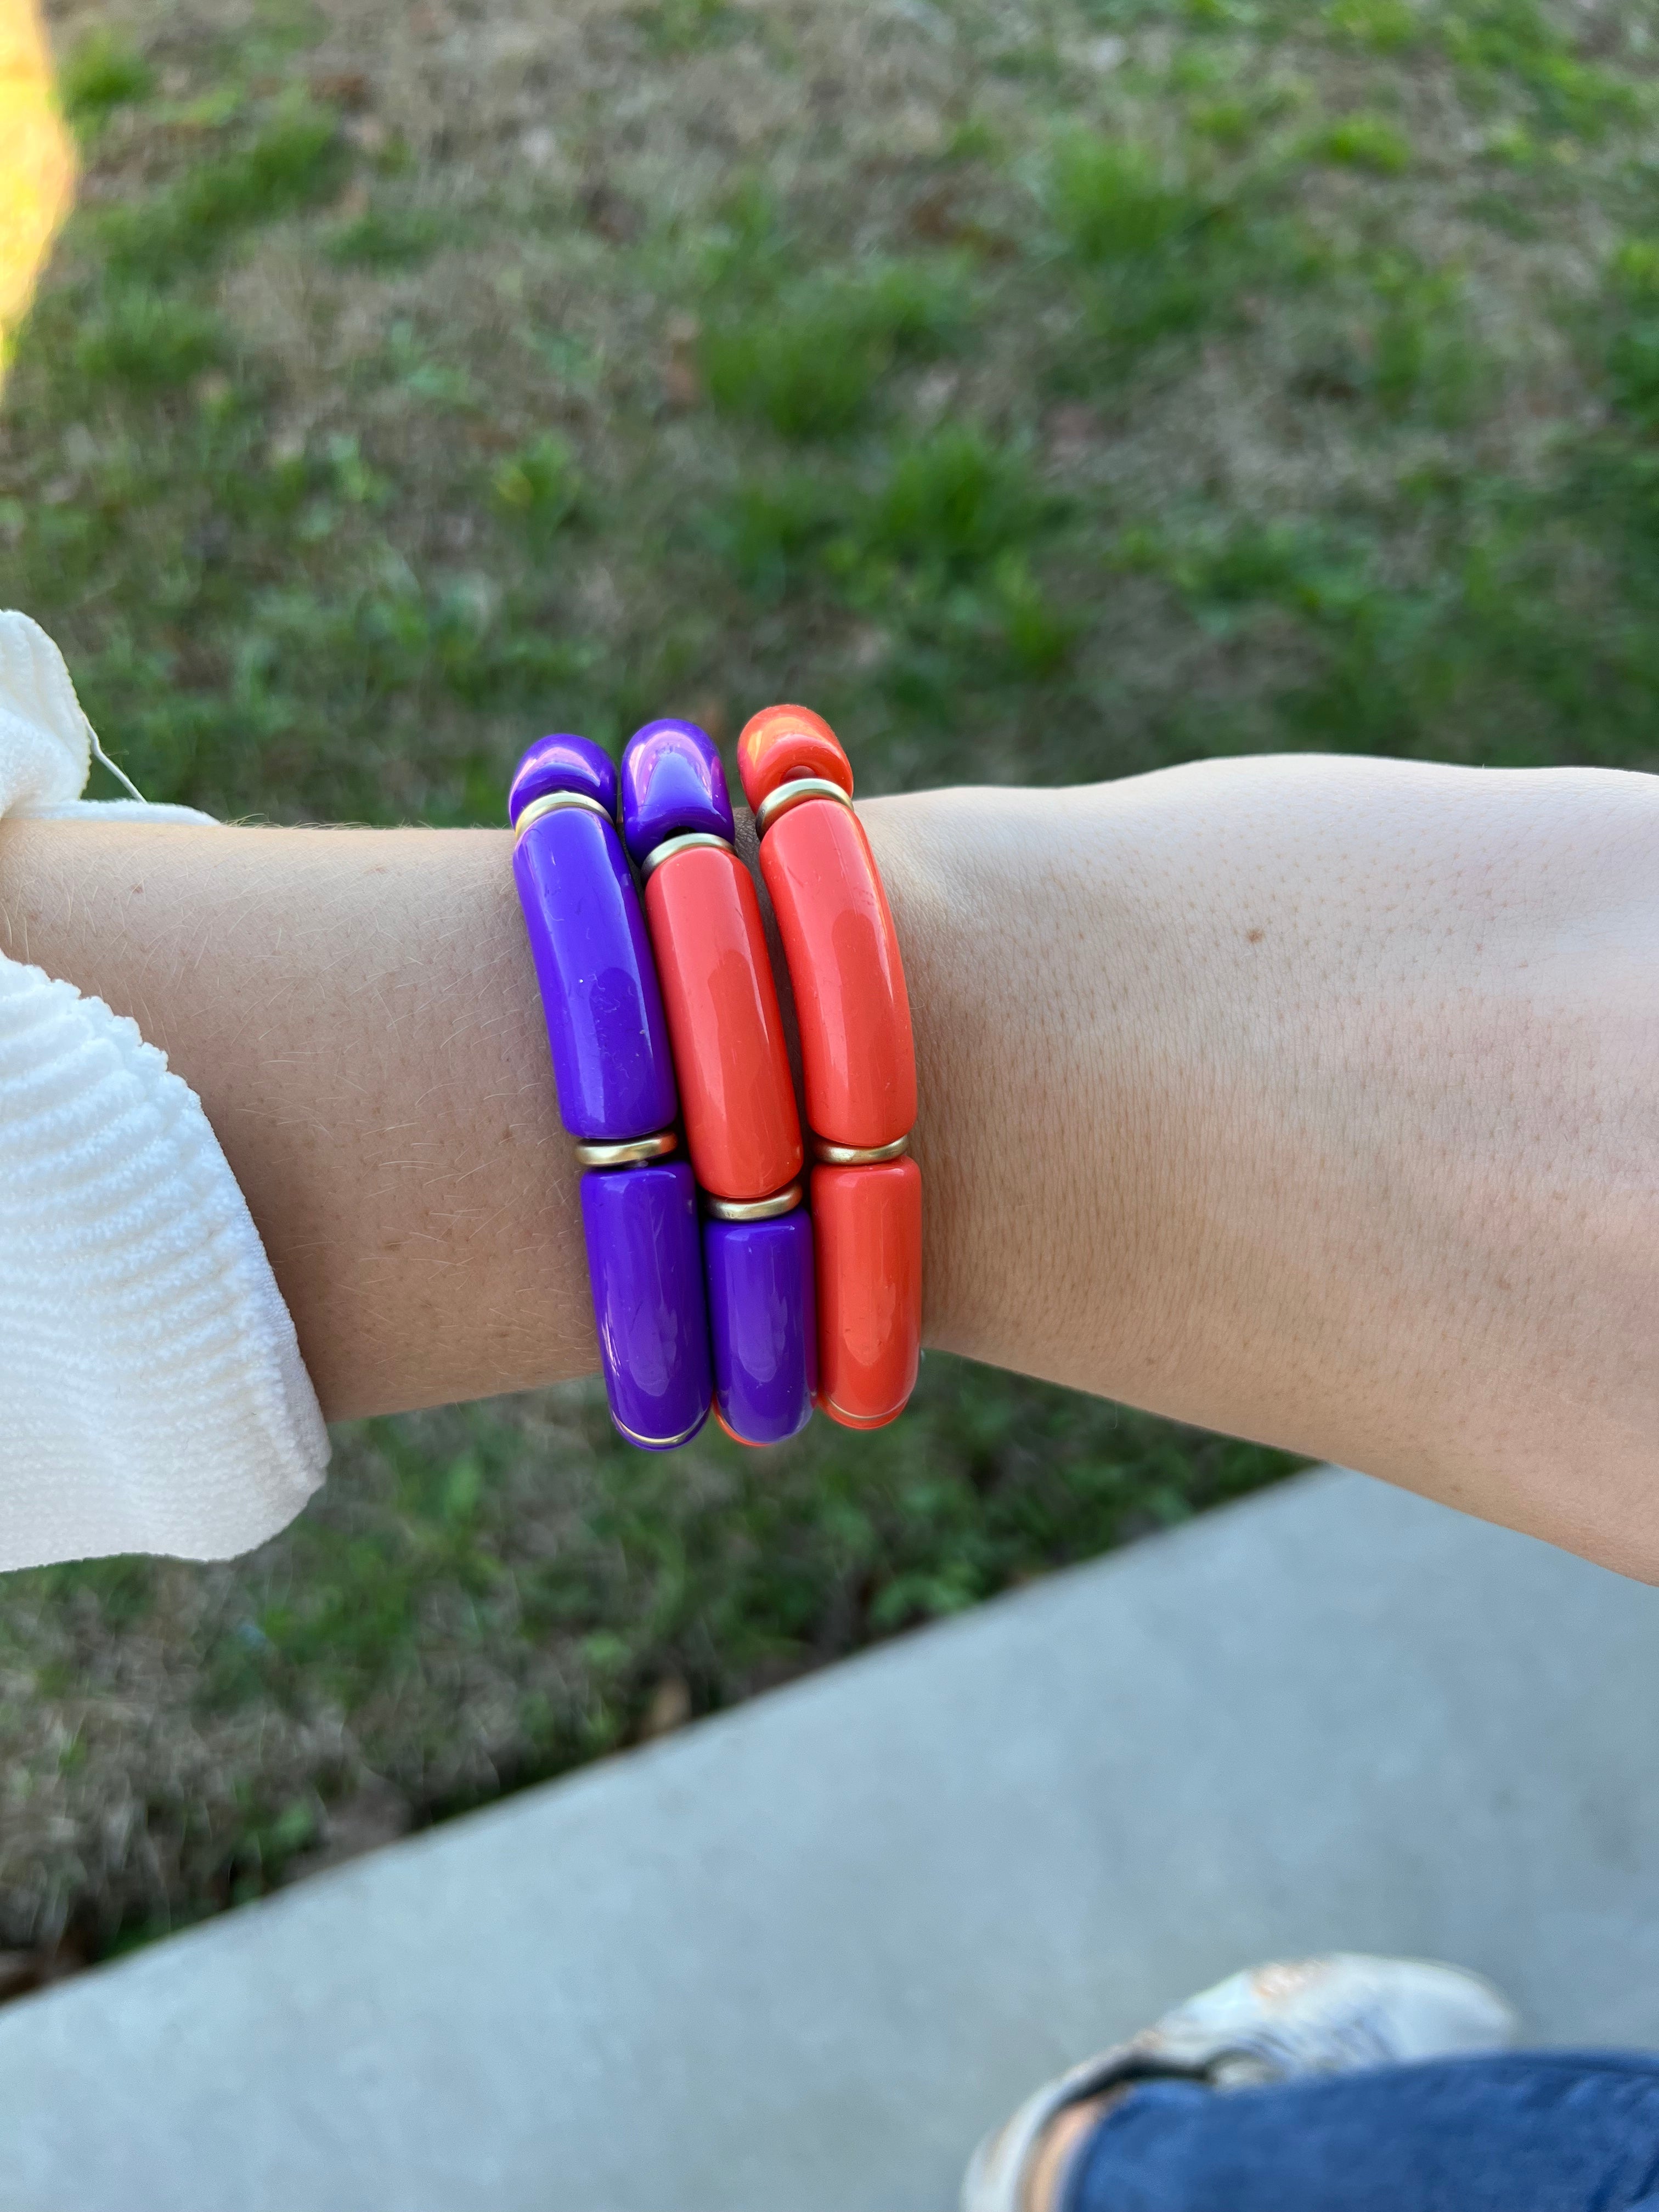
[
  {"x1": 644, "y1": 843, "x2": 802, "y2": 1203},
  {"x1": 759, "y1": 797, "x2": 916, "y2": 1150},
  {"x1": 737, "y1": 703, "x2": 855, "y2": 812},
  {"x1": 811, "y1": 1158, "x2": 922, "y2": 1428}
]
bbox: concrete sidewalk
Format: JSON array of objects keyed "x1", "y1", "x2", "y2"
[{"x1": 3, "y1": 1469, "x2": 1657, "y2": 2212}]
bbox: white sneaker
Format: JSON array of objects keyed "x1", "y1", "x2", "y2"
[{"x1": 961, "y1": 1954, "x2": 1520, "y2": 2212}]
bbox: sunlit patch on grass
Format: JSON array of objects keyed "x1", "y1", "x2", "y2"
[{"x1": 0, "y1": 0, "x2": 75, "y2": 366}]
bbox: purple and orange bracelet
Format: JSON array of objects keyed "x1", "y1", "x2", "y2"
[{"x1": 507, "y1": 708, "x2": 921, "y2": 1451}]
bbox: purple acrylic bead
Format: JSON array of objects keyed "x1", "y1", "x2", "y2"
[
  {"x1": 512, "y1": 803, "x2": 676, "y2": 1142},
  {"x1": 509, "y1": 733, "x2": 618, "y2": 827},
  {"x1": 706, "y1": 1208, "x2": 816, "y2": 1446},
  {"x1": 581, "y1": 1161, "x2": 712, "y2": 1449},
  {"x1": 619, "y1": 719, "x2": 735, "y2": 866}
]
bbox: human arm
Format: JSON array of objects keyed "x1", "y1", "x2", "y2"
[{"x1": 1, "y1": 752, "x2": 1654, "y2": 1576}]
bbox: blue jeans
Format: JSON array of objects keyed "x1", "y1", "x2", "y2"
[{"x1": 1065, "y1": 2053, "x2": 1659, "y2": 2212}]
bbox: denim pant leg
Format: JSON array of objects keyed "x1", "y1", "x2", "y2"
[{"x1": 1064, "y1": 2052, "x2": 1659, "y2": 2212}]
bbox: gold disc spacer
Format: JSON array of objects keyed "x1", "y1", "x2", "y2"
[
  {"x1": 515, "y1": 789, "x2": 614, "y2": 842},
  {"x1": 755, "y1": 777, "x2": 855, "y2": 837},
  {"x1": 705, "y1": 1182, "x2": 804, "y2": 1222},
  {"x1": 638, "y1": 831, "x2": 735, "y2": 883},
  {"x1": 812, "y1": 1134, "x2": 910, "y2": 1166},
  {"x1": 574, "y1": 1131, "x2": 678, "y2": 1169}
]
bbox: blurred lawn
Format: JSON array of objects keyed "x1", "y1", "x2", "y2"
[{"x1": 4, "y1": 0, "x2": 1659, "y2": 1962}]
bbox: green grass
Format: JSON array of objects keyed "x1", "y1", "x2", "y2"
[
  {"x1": 4, "y1": 0, "x2": 1659, "y2": 1960},
  {"x1": 865, "y1": 426, "x2": 1051, "y2": 575},
  {"x1": 1310, "y1": 112, "x2": 1414, "y2": 173},
  {"x1": 492, "y1": 433, "x2": 586, "y2": 546},
  {"x1": 324, "y1": 201, "x2": 444, "y2": 270},
  {"x1": 70, "y1": 286, "x2": 225, "y2": 389},
  {"x1": 96, "y1": 100, "x2": 346, "y2": 281},
  {"x1": 58, "y1": 31, "x2": 154, "y2": 127},
  {"x1": 1323, "y1": 0, "x2": 1425, "y2": 55},
  {"x1": 1048, "y1": 138, "x2": 1201, "y2": 262},
  {"x1": 701, "y1": 259, "x2": 970, "y2": 439}
]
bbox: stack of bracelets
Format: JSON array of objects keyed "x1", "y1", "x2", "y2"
[{"x1": 507, "y1": 704, "x2": 921, "y2": 1451}]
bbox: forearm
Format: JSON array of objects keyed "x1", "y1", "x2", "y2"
[
  {"x1": 1, "y1": 753, "x2": 1655, "y2": 1575},
  {"x1": 874, "y1": 755, "x2": 1659, "y2": 1577}
]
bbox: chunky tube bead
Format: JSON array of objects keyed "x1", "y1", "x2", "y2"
[
  {"x1": 620, "y1": 718, "x2": 737, "y2": 857},
  {"x1": 580, "y1": 1160, "x2": 710, "y2": 1449},
  {"x1": 644, "y1": 844, "x2": 802, "y2": 1201},
  {"x1": 810, "y1": 1159, "x2": 922, "y2": 1428},
  {"x1": 706, "y1": 1208, "x2": 817, "y2": 1445},
  {"x1": 510, "y1": 732, "x2": 619, "y2": 825},
  {"x1": 759, "y1": 799, "x2": 916, "y2": 1150},
  {"x1": 621, "y1": 716, "x2": 799, "y2": 1198},
  {"x1": 512, "y1": 778, "x2": 676, "y2": 1143},
  {"x1": 737, "y1": 703, "x2": 855, "y2": 812}
]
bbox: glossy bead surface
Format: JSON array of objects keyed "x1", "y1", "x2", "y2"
[
  {"x1": 513, "y1": 805, "x2": 676, "y2": 1141},
  {"x1": 509, "y1": 732, "x2": 618, "y2": 826},
  {"x1": 620, "y1": 719, "x2": 735, "y2": 863},
  {"x1": 759, "y1": 799, "x2": 916, "y2": 1149},
  {"x1": 580, "y1": 1161, "x2": 710, "y2": 1449},
  {"x1": 706, "y1": 1209, "x2": 816, "y2": 1446},
  {"x1": 811, "y1": 1158, "x2": 922, "y2": 1429},
  {"x1": 644, "y1": 843, "x2": 802, "y2": 1201},
  {"x1": 736, "y1": 703, "x2": 855, "y2": 813}
]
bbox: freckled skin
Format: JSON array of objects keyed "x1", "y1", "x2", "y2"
[{"x1": 1, "y1": 751, "x2": 1656, "y2": 1579}]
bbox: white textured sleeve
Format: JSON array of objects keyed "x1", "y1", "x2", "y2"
[{"x1": 0, "y1": 611, "x2": 329, "y2": 1570}]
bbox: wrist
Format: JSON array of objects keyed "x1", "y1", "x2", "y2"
[
  {"x1": 859, "y1": 782, "x2": 1159, "y2": 1389},
  {"x1": 0, "y1": 817, "x2": 600, "y2": 1418}
]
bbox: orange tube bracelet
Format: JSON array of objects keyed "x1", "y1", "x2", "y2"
[
  {"x1": 738, "y1": 704, "x2": 922, "y2": 1430},
  {"x1": 644, "y1": 841, "x2": 801, "y2": 1204}
]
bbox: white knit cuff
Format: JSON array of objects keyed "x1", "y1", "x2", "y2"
[{"x1": 0, "y1": 611, "x2": 329, "y2": 1569}]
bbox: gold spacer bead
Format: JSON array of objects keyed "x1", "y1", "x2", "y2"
[
  {"x1": 612, "y1": 1407, "x2": 712, "y2": 1450},
  {"x1": 574, "y1": 1131, "x2": 678, "y2": 1169},
  {"x1": 755, "y1": 776, "x2": 855, "y2": 837},
  {"x1": 638, "y1": 831, "x2": 735, "y2": 883},
  {"x1": 514, "y1": 789, "x2": 614, "y2": 842},
  {"x1": 705, "y1": 1182, "x2": 804, "y2": 1222},
  {"x1": 812, "y1": 1134, "x2": 910, "y2": 1166}
]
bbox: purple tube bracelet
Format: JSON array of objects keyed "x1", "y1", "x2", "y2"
[{"x1": 509, "y1": 734, "x2": 711, "y2": 1451}]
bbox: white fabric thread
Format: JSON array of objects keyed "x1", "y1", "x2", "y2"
[{"x1": 0, "y1": 611, "x2": 329, "y2": 1568}]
